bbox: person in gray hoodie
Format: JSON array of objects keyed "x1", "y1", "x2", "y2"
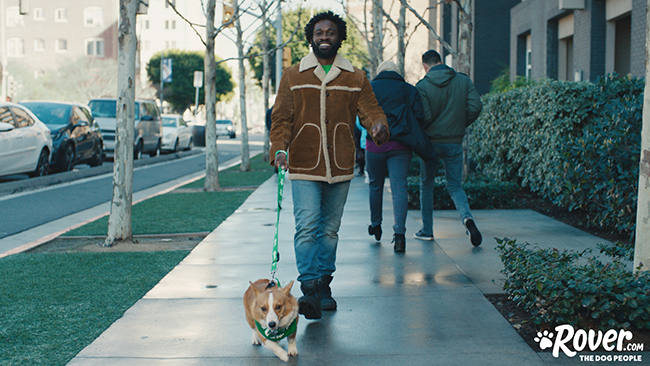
[{"x1": 414, "y1": 50, "x2": 483, "y2": 246}]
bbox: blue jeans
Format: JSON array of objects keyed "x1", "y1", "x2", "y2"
[
  {"x1": 291, "y1": 179, "x2": 351, "y2": 282},
  {"x1": 419, "y1": 143, "x2": 472, "y2": 236},
  {"x1": 366, "y1": 149, "x2": 412, "y2": 235}
]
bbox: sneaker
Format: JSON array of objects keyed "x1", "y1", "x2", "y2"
[
  {"x1": 368, "y1": 224, "x2": 382, "y2": 241},
  {"x1": 413, "y1": 230, "x2": 434, "y2": 241},
  {"x1": 393, "y1": 234, "x2": 406, "y2": 253},
  {"x1": 464, "y1": 218, "x2": 482, "y2": 247}
]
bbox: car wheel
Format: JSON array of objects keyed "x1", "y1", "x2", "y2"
[
  {"x1": 174, "y1": 138, "x2": 179, "y2": 152},
  {"x1": 150, "y1": 140, "x2": 161, "y2": 157},
  {"x1": 230, "y1": 133, "x2": 236, "y2": 139},
  {"x1": 185, "y1": 138, "x2": 193, "y2": 151},
  {"x1": 29, "y1": 149, "x2": 50, "y2": 177},
  {"x1": 61, "y1": 144, "x2": 75, "y2": 171},
  {"x1": 134, "y1": 140, "x2": 143, "y2": 160},
  {"x1": 89, "y1": 144, "x2": 104, "y2": 167}
]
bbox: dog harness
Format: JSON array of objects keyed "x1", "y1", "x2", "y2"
[{"x1": 255, "y1": 318, "x2": 298, "y2": 341}]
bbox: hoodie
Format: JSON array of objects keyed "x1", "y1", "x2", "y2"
[{"x1": 415, "y1": 64, "x2": 482, "y2": 143}]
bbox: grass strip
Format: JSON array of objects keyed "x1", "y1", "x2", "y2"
[
  {"x1": 0, "y1": 251, "x2": 189, "y2": 365},
  {"x1": 0, "y1": 154, "x2": 274, "y2": 365},
  {"x1": 63, "y1": 154, "x2": 275, "y2": 237}
]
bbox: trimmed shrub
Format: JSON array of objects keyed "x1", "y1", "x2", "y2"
[
  {"x1": 471, "y1": 75, "x2": 643, "y2": 239},
  {"x1": 497, "y1": 238, "x2": 650, "y2": 330}
]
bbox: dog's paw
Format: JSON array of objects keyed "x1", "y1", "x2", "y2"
[
  {"x1": 288, "y1": 345, "x2": 298, "y2": 357},
  {"x1": 278, "y1": 352, "x2": 289, "y2": 362},
  {"x1": 251, "y1": 332, "x2": 261, "y2": 346}
]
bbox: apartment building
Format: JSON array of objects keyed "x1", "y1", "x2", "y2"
[{"x1": 510, "y1": 0, "x2": 647, "y2": 82}]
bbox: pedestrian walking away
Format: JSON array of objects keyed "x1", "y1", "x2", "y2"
[
  {"x1": 269, "y1": 11, "x2": 389, "y2": 320},
  {"x1": 367, "y1": 60, "x2": 426, "y2": 253},
  {"x1": 415, "y1": 50, "x2": 483, "y2": 246}
]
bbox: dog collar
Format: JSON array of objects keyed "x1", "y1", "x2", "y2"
[{"x1": 255, "y1": 318, "x2": 298, "y2": 341}]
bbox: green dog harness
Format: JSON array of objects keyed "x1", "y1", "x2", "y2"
[{"x1": 255, "y1": 318, "x2": 298, "y2": 341}]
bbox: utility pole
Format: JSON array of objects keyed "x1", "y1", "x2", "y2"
[{"x1": 275, "y1": 0, "x2": 282, "y2": 93}]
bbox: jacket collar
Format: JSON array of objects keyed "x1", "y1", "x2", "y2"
[{"x1": 300, "y1": 52, "x2": 355, "y2": 83}]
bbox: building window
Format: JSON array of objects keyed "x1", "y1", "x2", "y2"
[
  {"x1": 144, "y1": 40, "x2": 150, "y2": 51},
  {"x1": 34, "y1": 38, "x2": 45, "y2": 52},
  {"x1": 145, "y1": 19, "x2": 150, "y2": 29},
  {"x1": 171, "y1": 20, "x2": 176, "y2": 29},
  {"x1": 613, "y1": 15, "x2": 631, "y2": 75},
  {"x1": 84, "y1": 7, "x2": 104, "y2": 27},
  {"x1": 7, "y1": 38, "x2": 25, "y2": 56},
  {"x1": 558, "y1": 14, "x2": 575, "y2": 81},
  {"x1": 6, "y1": 6, "x2": 24, "y2": 27},
  {"x1": 55, "y1": 8, "x2": 68, "y2": 22},
  {"x1": 85, "y1": 39, "x2": 105, "y2": 57},
  {"x1": 56, "y1": 39, "x2": 68, "y2": 52},
  {"x1": 34, "y1": 69, "x2": 45, "y2": 79},
  {"x1": 33, "y1": 7, "x2": 45, "y2": 21}
]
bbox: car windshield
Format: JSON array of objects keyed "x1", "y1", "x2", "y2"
[
  {"x1": 20, "y1": 102, "x2": 71, "y2": 127},
  {"x1": 89, "y1": 100, "x2": 116, "y2": 118},
  {"x1": 162, "y1": 117, "x2": 177, "y2": 127},
  {"x1": 216, "y1": 120, "x2": 232, "y2": 124}
]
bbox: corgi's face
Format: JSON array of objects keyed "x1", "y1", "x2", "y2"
[{"x1": 251, "y1": 281, "x2": 296, "y2": 330}]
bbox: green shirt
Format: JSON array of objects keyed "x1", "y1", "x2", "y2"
[{"x1": 322, "y1": 64, "x2": 332, "y2": 74}]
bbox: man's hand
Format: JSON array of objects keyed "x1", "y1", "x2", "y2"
[
  {"x1": 371, "y1": 124, "x2": 389, "y2": 145},
  {"x1": 275, "y1": 152, "x2": 288, "y2": 171}
]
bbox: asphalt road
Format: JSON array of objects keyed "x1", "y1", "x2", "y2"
[{"x1": 0, "y1": 136, "x2": 265, "y2": 240}]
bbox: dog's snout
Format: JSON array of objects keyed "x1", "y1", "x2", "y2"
[{"x1": 268, "y1": 321, "x2": 277, "y2": 329}]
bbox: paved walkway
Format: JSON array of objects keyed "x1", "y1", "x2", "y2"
[{"x1": 60, "y1": 172, "x2": 633, "y2": 365}]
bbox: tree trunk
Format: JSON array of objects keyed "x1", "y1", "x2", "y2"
[
  {"x1": 204, "y1": 0, "x2": 220, "y2": 191},
  {"x1": 235, "y1": 0, "x2": 250, "y2": 172},
  {"x1": 370, "y1": 0, "x2": 384, "y2": 78},
  {"x1": 261, "y1": 0, "x2": 270, "y2": 163},
  {"x1": 634, "y1": 0, "x2": 650, "y2": 272},
  {"x1": 456, "y1": 0, "x2": 472, "y2": 181},
  {"x1": 397, "y1": 4, "x2": 406, "y2": 77},
  {"x1": 105, "y1": 0, "x2": 137, "y2": 247}
]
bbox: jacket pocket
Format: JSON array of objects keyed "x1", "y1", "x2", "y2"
[
  {"x1": 289, "y1": 123, "x2": 321, "y2": 171},
  {"x1": 333, "y1": 123, "x2": 355, "y2": 170}
]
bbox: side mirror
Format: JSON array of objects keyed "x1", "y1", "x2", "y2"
[{"x1": 0, "y1": 122, "x2": 14, "y2": 132}]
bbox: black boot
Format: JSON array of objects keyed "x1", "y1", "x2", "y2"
[
  {"x1": 393, "y1": 234, "x2": 406, "y2": 253},
  {"x1": 320, "y1": 275, "x2": 337, "y2": 311},
  {"x1": 298, "y1": 279, "x2": 322, "y2": 319},
  {"x1": 368, "y1": 224, "x2": 382, "y2": 241}
]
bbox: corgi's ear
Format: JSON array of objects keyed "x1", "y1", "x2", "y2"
[
  {"x1": 250, "y1": 281, "x2": 261, "y2": 296},
  {"x1": 283, "y1": 280, "x2": 294, "y2": 295}
]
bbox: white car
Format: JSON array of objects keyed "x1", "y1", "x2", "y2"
[
  {"x1": 161, "y1": 114, "x2": 193, "y2": 152},
  {"x1": 0, "y1": 102, "x2": 53, "y2": 178}
]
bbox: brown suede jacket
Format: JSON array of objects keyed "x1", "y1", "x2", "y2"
[{"x1": 270, "y1": 52, "x2": 388, "y2": 183}]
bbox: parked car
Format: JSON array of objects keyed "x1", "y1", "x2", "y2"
[
  {"x1": 192, "y1": 119, "x2": 236, "y2": 147},
  {"x1": 161, "y1": 114, "x2": 193, "y2": 152},
  {"x1": 20, "y1": 101, "x2": 104, "y2": 172},
  {"x1": 216, "y1": 119, "x2": 236, "y2": 139},
  {"x1": 88, "y1": 98, "x2": 162, "y2": 159},
  {"x1": 0, "y1": 102, "x2": 53, "y2": 178}
]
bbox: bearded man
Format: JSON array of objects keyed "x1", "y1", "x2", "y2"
[{"x1": 270, "y1": 11, "x2": 389, "y2": 320}]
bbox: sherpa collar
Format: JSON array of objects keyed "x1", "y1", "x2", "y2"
[
  {"x1": 299, "y1": 52, "x2": 355, "y2": 83},
  {"x1": 255, "y1": 318, "x2": 298, "y2": 341}
]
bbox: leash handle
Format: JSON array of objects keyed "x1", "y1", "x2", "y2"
[{"x1": 270, "y1": 150, "x2": 287, "y2": 282}]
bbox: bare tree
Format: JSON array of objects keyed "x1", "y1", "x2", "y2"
[
  {"x1": 634, "y1": 0, "x2": 650, "y2": 272},
  {"x1": 261, "y1": 0, "x2": 271, "y2": 163},
  {"x1": 203, "y1": 0, "x2": 221, "y2": 191},
  {"x1": 105, "y1": 0, "x2": 137, "y2": 247},
  {"x1": 234, "y1": 0, "x2": 251, "y2": 172}
]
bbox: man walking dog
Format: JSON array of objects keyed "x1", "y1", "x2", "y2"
[{"x1": 270, "y1": 11, "x2": 389, "y2": 319}]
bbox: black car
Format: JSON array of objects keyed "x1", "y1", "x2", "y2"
[{"x1": 20, "y1": 101, "x2": 104, "y2": 172}]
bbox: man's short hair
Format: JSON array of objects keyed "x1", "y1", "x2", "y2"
[
  {"x1": 422, "y1": 50, "x2": 442, "y2": 66},
  {"x1": 304, "y1": 11, "x2": 348, "y2": 44}
]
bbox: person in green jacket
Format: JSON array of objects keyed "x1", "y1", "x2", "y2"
[{"x1": 414, "y1": 50, "x2": 483, "y2": 246}]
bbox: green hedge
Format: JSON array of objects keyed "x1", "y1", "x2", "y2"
[
  {"x1": 497, "y1": 238, "x2": 650, "y2": 330},
  {"x1": 471, "y1": 75, "x2": 643, "y2": 239}
]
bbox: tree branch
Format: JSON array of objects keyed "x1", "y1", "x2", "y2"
[{"x1": 398, "y1": 0, "x2": 457, "y2": 57}]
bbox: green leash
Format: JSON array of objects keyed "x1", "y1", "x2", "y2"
[{"x1": 269, "y1": 150, "x2": 287, "y2": 287}]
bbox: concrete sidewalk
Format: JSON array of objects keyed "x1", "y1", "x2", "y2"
[{"x1": 67, "y1": 174, "x2": 618, "y2": 365}]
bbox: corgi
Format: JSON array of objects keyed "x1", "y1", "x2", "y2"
[{"x1": 243, "y1": 279, "x2": 299, "y2": 362}]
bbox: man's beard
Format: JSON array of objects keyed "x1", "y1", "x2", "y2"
[{"x1": 312, "y1": 39, "x2": 341, "y2": 60}]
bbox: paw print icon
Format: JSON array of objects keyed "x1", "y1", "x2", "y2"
[{"x1": 534, "y1": 330, "x2": 554, "y2": 350}]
